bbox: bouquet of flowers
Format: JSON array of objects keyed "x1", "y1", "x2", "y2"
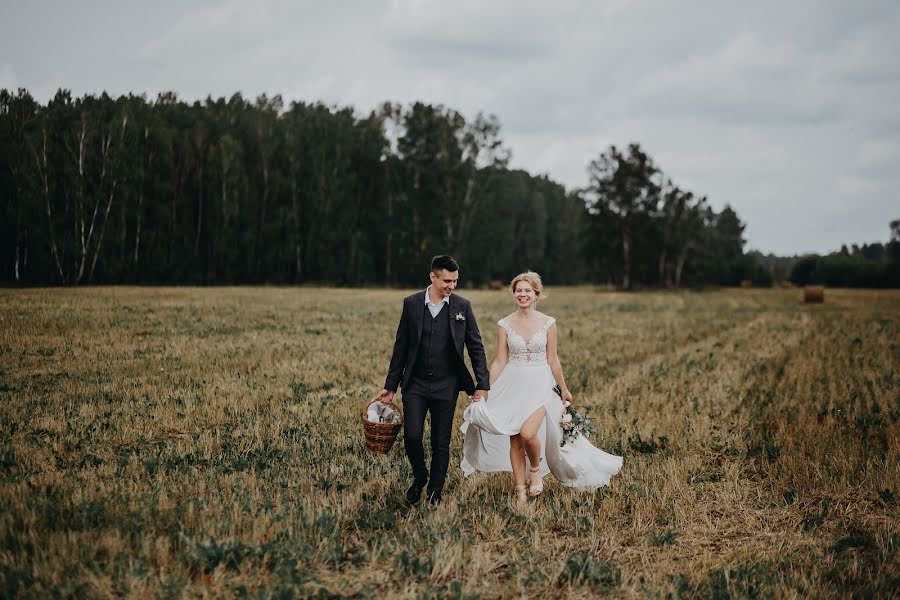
[{"x1": 553, "y1": 385, "x2": 598, "y2": 447}]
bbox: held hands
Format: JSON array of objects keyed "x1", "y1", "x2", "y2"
[
  {"x1": 470, "y1": 389, "x2": 489, "y2": 402},
  {"x1": 377, "y1": 389, "x2": 395, "y2": 403}
]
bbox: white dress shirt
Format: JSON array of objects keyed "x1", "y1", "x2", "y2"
[{"x1": 424, "y1": 286, "x2": 450, "y2": 318}]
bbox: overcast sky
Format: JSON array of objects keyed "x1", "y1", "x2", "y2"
[{"x1": 3, "y1": 0, "x2": 898, "y2": 254}]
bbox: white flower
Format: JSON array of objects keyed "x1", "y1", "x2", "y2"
[
  {"x1": 455, "y1": 312, "x2": 466, "y2": 321},
  {"x1": 562, "y1": 413, "x2": 572, "y2": 424}
]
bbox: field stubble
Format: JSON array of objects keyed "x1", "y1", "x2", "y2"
[{"x1": 0, "y1": 286, "x2": 897, "y2": 598}]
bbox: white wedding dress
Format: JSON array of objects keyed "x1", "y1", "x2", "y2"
[{"x1": 460, "y1": 317, "x2": 623, "y2": 490}]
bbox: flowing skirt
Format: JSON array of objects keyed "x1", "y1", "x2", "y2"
[{"x1": 460, "y1": 362, "x2": 622, "y2": 490}]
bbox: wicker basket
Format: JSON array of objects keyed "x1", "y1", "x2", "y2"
[{"x1": 363, "y1": 397, "x2": 403, "y2": 454}]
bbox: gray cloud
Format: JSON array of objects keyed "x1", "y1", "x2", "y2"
[{"x1": 2, "y1": 0, "x2": 898, "y2": 254}]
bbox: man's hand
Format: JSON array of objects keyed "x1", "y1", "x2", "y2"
[
  {"x1": 377, "y1": 389, "x2": 395, "y2": 403},
  {"x1": 472, "y1": 389, "x2": 488, "y2": 402}
]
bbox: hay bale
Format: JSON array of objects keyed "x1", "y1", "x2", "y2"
[
  {"x1": 740, "y1": 280, "x2": 752, "y2": 288},
  {"x1": 488, "y1": 279, "x2": 504, "y2": 290},
  {"x1": 803, "y1": 285, "x2": 824, "y2": 303},
  {"x1": 779, "y1": 281, "x2": 794, "y2": 289}
]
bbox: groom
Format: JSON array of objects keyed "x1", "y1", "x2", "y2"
[{"x1": 377, "y1": 255, "x2": 490, "y2": 505}]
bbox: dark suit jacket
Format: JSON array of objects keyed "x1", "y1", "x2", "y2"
[{"x1": 384, "y1": 292, "x2": 490, "y2": 395}]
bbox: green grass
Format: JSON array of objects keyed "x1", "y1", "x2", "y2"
[{"x1": 0, "y1": 286, "x2": 898, "y2": 598}]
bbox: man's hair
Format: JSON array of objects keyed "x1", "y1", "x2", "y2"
[{"x1": 431, "y1": 255, "x2": 459, "y2": 274}]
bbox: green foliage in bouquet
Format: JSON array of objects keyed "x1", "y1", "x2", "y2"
[{"x1": 554, "y1": 385, "x2": 599, "y2": 446}]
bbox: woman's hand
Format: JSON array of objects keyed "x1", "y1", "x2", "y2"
[{"x1": 561, "y1": 389, "x2": 573, "y2": 405}]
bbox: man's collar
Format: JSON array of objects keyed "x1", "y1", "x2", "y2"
[{"x1": 424, "y1": 285, "x2": 450, "y2": 306}]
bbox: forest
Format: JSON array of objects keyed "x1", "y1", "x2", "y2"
[{"x1": 1, "y1": 89, "x2": 897, "y2": 287}]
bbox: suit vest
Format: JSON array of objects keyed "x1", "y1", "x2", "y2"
[{"x1": 412, "y1": 303, "x2": 455, "y2": 379}]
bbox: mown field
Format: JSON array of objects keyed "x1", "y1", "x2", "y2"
[{"x1": 0, "y1": 286, "x2": 898, "y2": 599}]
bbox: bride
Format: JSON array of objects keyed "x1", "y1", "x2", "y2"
[{"x1": 460, "y1": 272, "x2": 622, "y2": 501}]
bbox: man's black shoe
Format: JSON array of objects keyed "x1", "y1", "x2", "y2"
[
  {"x1": 426, "y1": 490, "x2": 442, "y2": 505},
  {"x1": 405, "y1": 481, "x2": 424, "y2": 505}
]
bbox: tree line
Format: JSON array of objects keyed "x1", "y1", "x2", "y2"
[
  {"x1": 785, "y1": 225, "x2": 900, "y2": 288},
  {"x1": 1, "y1": 88, "x2": 895, "y2": 288}
]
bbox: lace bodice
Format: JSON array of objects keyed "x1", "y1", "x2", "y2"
[{"x1": 499, "y1": 317, "x2": 556, "y2": 365}]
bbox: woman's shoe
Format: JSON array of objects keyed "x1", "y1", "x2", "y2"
[
  {"x1": 528, "y1": 465, "x2": 543, "y2": 496},
  {"x1": 515, "y1": 484, "x2": 528, "y2": 503}
]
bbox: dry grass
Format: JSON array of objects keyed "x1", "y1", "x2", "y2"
[{"x1": 0, "y1": 286, "x2": 898, "y2": 598}]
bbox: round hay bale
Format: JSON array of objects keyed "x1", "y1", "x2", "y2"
[
  {"x1": 803, "y1": 285, "x2": 824, "y2": 303},
  {"x1": 740, "y1": 280, "x2": 752, "y2": 288},
  {"x1": 779, "y1": 281, "x2": 794, "y2": 289},
  {"x1": 488, "y1": 279, "x2": 504, "y2": 290}
]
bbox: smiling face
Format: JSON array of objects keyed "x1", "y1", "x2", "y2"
[
  {"x1": 430, "y1": 269, "x2": 458, "y2": 297},
  {"x1": 513, "y1": 281, "x2": 538, "y2": 309}
]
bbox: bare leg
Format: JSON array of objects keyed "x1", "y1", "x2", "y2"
[
  {"x1": 509, "y1": 434, "x2": 526, "y2": 486},
  {"x1": 520, "y1": 407, "x2": 546, "y2": 467},
  {"x1": 520, "y1": 407, "x2": 546, "y2": 495}
]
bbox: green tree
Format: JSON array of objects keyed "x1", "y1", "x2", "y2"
[
  {"x1": 0, "y1": 89, "x2": 42, "y2": 281},
  {"x1": 585, "y1": 144, "x2": 661, "y2": 289}
]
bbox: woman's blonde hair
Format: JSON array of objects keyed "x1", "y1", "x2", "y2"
[{"x1": 509, "y1": 271, "x2": 546, "y2": 298}]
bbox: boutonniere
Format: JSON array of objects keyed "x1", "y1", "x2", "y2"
[{"x1": 454, "y1": 312, "x2": 466, "y2": 321}]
